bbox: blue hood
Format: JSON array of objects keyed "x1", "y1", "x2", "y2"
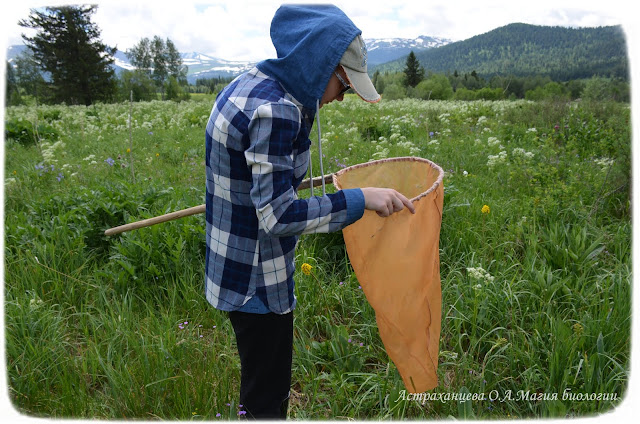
[{"x1": 256, "y1": 4, "x2": 361, "y2": 110}]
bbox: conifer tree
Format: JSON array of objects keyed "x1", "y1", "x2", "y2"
[
  {"x1": 5, "y1": 61, "x2": 20, "y2": 106},
  {"x1": 19, "y1": 5, "x2": 116, "y2": 105},
  {"x1": 403, "y1": 51, "x2": 425, "y2": 88}
]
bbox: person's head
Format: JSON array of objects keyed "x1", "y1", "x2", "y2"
[
  {"x1": 257, "y1": 5, "x2": 380, "y2": 110},
  {"x1": 320, "y1": 35, "x2": 381, "y2": 108},
  {"x1": 320, "y1": 65, "x2": 350, "y2": 107}
]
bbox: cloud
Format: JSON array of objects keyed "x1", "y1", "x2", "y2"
[
  {"x1": 3, "y1": 0, "x2": 633, "y2": 63},
  {"x1": 92, "y1": 1, "x2": 278, "y2": 60}
]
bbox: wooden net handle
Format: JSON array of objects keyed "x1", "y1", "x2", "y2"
[{"x1": 104, "y1": 174, "x2": 334, "y2": 236}]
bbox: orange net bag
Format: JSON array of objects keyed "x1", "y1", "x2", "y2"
[{"x1": 333, "y1": 157, "x2": 444, "y2": 393}]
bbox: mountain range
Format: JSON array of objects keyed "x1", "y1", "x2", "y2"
[
  {"x1": 372, "y1": 23, "x2": 628, "y2": 80},
  {"x1": 6, "y1": 35, "x2": 451, "y2": 84},
  {"x1": 6, "y1": 23, "x2": 627, "y2": 83}
]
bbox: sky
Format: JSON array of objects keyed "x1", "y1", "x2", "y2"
[{"x1": 1, "y1": 0, "x2": 638, "y2": 63}]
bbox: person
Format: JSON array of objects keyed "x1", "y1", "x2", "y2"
[{"x1": 204, "y1": 4, "x2": 414, "y2": 419}]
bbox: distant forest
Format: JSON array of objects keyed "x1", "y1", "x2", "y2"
[{"x1": 374, "y1": 23, "x2": 628, "y2": 81}]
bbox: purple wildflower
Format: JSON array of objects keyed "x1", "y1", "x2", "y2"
[
  {"x1": 238, "y1": 411, "x2": 247, "y2": 416},
  {"x1": 333, "y1": 158, "x2": 347, "y2": 168},
  {"x1": 216, "y1": 413, "x2": 221, "y2": 417},
  {"x1": 105, "y1": 157, "x2": 115, "y2": 166},
  {"x1": 57, "y1": 173, "x2": 64, "y2": 182}
]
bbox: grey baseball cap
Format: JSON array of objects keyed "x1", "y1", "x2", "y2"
[{"x1": 339, "y1": 35, "x2": 381, "y2": 103}]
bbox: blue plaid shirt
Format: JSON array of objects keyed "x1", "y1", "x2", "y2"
[{"x1": 205, "y1": 67, "x2": 365, "y2": 314}]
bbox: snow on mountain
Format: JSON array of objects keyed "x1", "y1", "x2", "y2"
[
  {"x1": 180, "y1": 53, "x2": 255, "y2": 82},
  {"x1": 113, "y1": 51, "x2": 136, "y2": 71},
  {"x1": 364, "y1": 35, "x2": 452, "y2": 65}
]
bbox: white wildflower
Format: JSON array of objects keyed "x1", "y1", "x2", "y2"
[
  {"x1": 487, "y1": 136, "x2": 501, "y2": 146},
  {"x1": 512, "y1": 148, "x2": 535, "y2": 159},
  {"x1": 29, "y1": 297, "x2": 43, "y2": 309},
  {"x1": 467, "y1": 266, "x2": 495, "y2": 283},
  {"x1": 594, "y1": 157, "x2": 615, "y2": 168},
  {"x1": 372, "y1": 147, "x2": 390, "y2": 159},
  {"x1": 487, "y1": 151, "x2": 507, "y2": 167}
]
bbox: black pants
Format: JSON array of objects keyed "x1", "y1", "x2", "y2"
[{"x1": 229, "y1": 310, "x2": 293, "y2": 420}]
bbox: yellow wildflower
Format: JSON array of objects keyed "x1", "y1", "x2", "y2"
[
  {"x1": 481, "y1": 204, "x2": 490, "y2": 214},
  {"x1": 126, "y1": 148, "x2": 131, "y2": 153},
  {"x1": 572, "y1": 323, "x2": 584, "y2": 336},
  {"x1": 156, "y1": 153, "x2": 160, "y2": 157},
  {"x1": 301, "y1": 263, "x2": 313, "y2": 275}
]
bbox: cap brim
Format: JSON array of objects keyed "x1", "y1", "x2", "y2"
[{"x1": 343, "y1": 68, "x2": 381, "y2": 103}]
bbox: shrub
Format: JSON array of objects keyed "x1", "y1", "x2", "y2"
[
  {"x1": 4, "y1": 118, "x2": 59, "y2": 146},
  {"x1": 381, "y1": 83, "x2": 406, "y2": 101}
]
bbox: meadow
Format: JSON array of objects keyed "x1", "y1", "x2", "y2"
[{"x1": 3, "y1": 93, "x2": 631, "y2": 419}]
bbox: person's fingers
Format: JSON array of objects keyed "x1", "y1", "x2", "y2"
[
  {"x1": 362, "y1": 187, "x2": 416, "y2": 217},
  {"x1": 383, "y1": 201, "x2": 392, "y2": 217},
  {"x1": 388, "y1": 190, "x2": 414, "y2": 215},
  {"x1": 398, "y1": 192, "x2": 415, "y2": 214},
  {"x1": 391, "y1": 196, "x2": 403, "y2": 212}
]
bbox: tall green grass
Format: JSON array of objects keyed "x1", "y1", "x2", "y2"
[{"x1": 4, "y1": 95, "x2": 630, "y2": 419}]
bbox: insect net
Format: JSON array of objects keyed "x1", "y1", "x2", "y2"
[{"x1": 333, "y1": 157, "x2": 444, "y2": 393}]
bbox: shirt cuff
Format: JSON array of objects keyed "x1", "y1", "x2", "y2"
[{"x1": 342, "y1": 188, "x2": 365, "y2": 226}]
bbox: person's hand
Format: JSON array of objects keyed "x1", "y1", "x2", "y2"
[{"x1": 361, "y1": 187, "x2": 416, "y2": 217}]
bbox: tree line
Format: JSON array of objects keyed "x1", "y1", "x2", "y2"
[
  {"x1": 6, "y1": 5, "x2": 191, "y2": 107},
  {"x1": 372, "y1": 51, "x2": 630, "y2": 102}
]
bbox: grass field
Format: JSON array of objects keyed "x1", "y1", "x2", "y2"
[{"x1": 3, "y1": 94, "x2": 631, "y2": 419}]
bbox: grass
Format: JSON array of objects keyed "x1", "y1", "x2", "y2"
[{"x1": 3, "y1": 93, "x2": 631, "y2": 419}]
